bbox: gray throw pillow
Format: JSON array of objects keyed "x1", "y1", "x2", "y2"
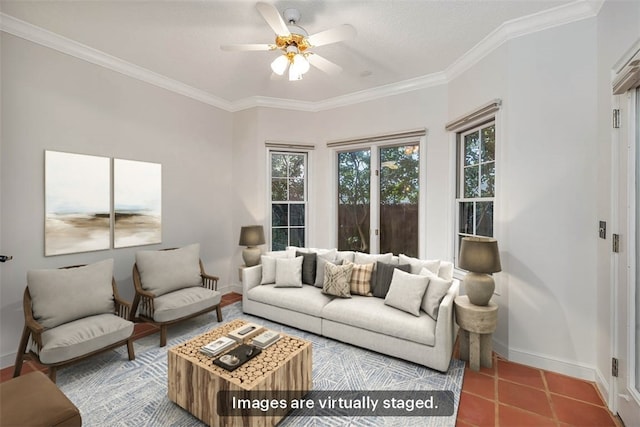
[
  {"x1": 296, "y1": 251, "x2": 317, "y2": 285},
  {"x1": 27, "y1": 259, "x2": 115, "y2": 329},
  {"x1": 372, "y1": 262, "x2": 411, "y2": 298},
  {"x1": 314, "y1": 253, "x2": 339, "y2": 287}
]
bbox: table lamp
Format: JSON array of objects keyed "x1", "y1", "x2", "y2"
[
  {"x1": 458, "y1": 236, "x2": 502, "y2": 306},
  {"x1": 239, "y1": 225, "x2": 265, "y2": 267}
]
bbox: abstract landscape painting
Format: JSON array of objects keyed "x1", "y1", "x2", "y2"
[
  {"x1": 113, "y1": 159, "x2": 162, "y2": 248},
  {"x1": 45, "y1": 151, "x2": 111, "y2": 256}
]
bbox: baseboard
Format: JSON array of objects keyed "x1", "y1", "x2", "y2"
[
  {"x1": 1, "y1": 352, "x2": 16, "y2": 370},
  {"x1": 506, "y1": 346, "x2": 597, "y2": 382},
  {"x1": 594, "y1": 367, "x2": 614, "y2": 410}
]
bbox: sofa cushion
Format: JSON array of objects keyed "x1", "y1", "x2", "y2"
[
  {"x1": 153, "y1": 286, "x2": 221, "y2": 323},
  {"x1": 28, "y1": 259, "x2": 115, "y2": 329},
  {"x1": 136, "y1": 244, "x2": 201, "y2": 296},
  {"x1": 399, "y1": 254, "x2": 441, "y2": 276},
  {"x1": 247, "y1": 284, "x2": 333, "y2": 317},
  {"x1": 296, "y1": 251, "x2": 317, "y2": 285},
  {"x1": 438, "y1": 261, "x2": 454, "y2": 281},
  {"x1": 322, "y1": 262, "x2": 353, "y2": 298},
  {"x1": 322, "y1": 296, "x2": 436, "y2": 346},
  {"x1": 260, "y1": 252, "x2": 291, "y2": 284},
  {"x1": 354, "y1": 252, "x2": 393, "y2": 265},
  {"x1": 384, "y1": 269, "x2": 429, "y2": 316},
  {"x1": 347, "y1": 261, "x2": 374, "y2": 296},
  {"x1": 419, "y1": 268, "x2": 453, "y2": 320},
  {"x1": 336, "y1": 251, "x2": 356, "y2": 263},
  {"x1": 36, "y1": 313, "x2": 133, "y2": 364},
  {"x1": 371, "y1": 262, "x2": 411, "y2": 298},
  {"x1": 275, "y1": 256, "x2": 303, "y2": 287}
]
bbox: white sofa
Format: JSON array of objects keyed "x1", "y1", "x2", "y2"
[{"x1": 242, "y1": 250, "x2": 460, "y2": 372}]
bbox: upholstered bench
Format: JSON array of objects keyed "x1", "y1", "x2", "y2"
[{"x1": 0, "y1": 370, "x2": 81, "y2": 426}]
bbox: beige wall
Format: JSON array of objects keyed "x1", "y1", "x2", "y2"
[{"x1": 0, "y1": 33, "x2": 235, "y2": 366}]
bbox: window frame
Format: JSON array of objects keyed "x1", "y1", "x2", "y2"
[
  {"x1": 268, "y1": 150, "x2": 309, "y2": 251},
  {"x1": 454, "y1": 120, "x2": 496, "y2": 268},
  {"x1": 333, "y1": 135, "x2": 426, "y2": 256}
]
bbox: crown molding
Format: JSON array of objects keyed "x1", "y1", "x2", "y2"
[
  {"x1": 445, "y1": 0, "x2": 600, "y2": 81},
  {"x1": 0, "y1": 13, "x2": 234, "y2": 112},
  {"x1": 1, "y1": 1, "x2": 599, "y2": 113}
]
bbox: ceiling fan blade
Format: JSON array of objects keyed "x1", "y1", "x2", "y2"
[
  {"x1": 256, "y1": 2, "x2": 290, "y2": 36},
  {"x1": 307, "y1": 53, "x2": 343, "y2": 75},
  {"x1": 220, "y1": 43, "x2": 275, "y2": 52},
  {"x1": 307, "y1": 24, "x2": 356, "y2": 47}
]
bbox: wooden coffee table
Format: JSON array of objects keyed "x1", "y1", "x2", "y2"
[{"x1": 168, "y1": 319, "x2": 312, "y2": 427}]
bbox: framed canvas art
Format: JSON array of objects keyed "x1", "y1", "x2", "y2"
[
  {"x1": 113, "y1": 158, "x2": 162, "y2": 248},
  {"x1": 45, "y1": 151, "x2": 111, "y2": 256}
]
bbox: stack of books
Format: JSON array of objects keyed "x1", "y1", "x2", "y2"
[
  {"x1": 227, "y1": 322, "x2": 263, "y2": 342},
  {"x1": 252, "y1": 330, "x2": 281, "y2": 349},
  {"x1": 200, "y1": 336, "x2": 235, "y2": 357}
]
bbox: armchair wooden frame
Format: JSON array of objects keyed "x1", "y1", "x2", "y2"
[
  {"x1": 13, "y1": 271, "x2": 135, "y2": 383},
  {"x1": 130, "y1": 258, "x2": 223, "y2": 347}
]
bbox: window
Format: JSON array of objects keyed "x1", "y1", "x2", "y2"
[
  {"x1": 337, "y1": 141, "x2": 421, "y2": 256},
  {"x1": 270, "y1": 151, "x2": 307, "y2": 250},
  {"x1": 456, "y1": 122, "x2": 496, "y2": 264}
]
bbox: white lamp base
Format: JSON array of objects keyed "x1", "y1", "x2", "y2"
[
  {"x1": 463, "y1": 272, "x2": 495, "y2": 306},
  {"x1": 242, "y1": 247, "x2": 261, "y2": 267}
]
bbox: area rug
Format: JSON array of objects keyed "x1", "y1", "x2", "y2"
[{"x1": 57, "y1": 302, "x2": 464, "y2": 426}]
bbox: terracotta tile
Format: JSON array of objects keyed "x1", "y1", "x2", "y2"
[
  {"x1": 455, "y1": 418, "x2": 476, "y2": 427},
  {"x1": 457, "y1": 391, "x2": 496, "y2": 426},
  {"x1": 551, "y1": 394, "x2": 618, "y2": 426},
  {"x1": 545, "y1": 371, "x2": 604, "y2": 406},
  {"x1": 462, "y1": 369, "x2": 495, "y2": 400},
  {"x1": 498, "y1": 403, "x2": 557, "y2": 427},
  {"x1": 0, "y1": 366, "x2": 15, "y2": 382},
  {"x1": 497, "y1": 358, "x2": 545, "y2": 389},
  {"x1": 498, "y1": 379, "x2": 553, "y2": 418}
]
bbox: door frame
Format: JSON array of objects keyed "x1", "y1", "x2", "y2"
[{"x1": 612, "y1": 85, "x2": 640, "y2": 426}]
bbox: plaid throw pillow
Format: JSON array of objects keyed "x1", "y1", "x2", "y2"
[{"x1": 346, "y1": 261, "x2": 374, "y2": 296}]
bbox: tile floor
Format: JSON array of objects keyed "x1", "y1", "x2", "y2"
[{"x1": 2, "y1": 292, "x2": 622, "y2": 426}]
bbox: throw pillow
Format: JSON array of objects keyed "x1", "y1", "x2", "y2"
[
  {"x1": 260, "y1": 252, "x2": 291, "y2": 285},
  {"x1": 28, "y1": 259, "x2": 115, "y2": 329},
  {"x1": 399, "y1": 254, "x2": 441, "y2": 275},
  {"x1": 346, "y1": 261, "x2": 374, "y2": 296},
  {"x1": 335, "y1": 251, "x2": 355, "y2": 263},
  {"x1": 296, "y1": 251, "x2": 317, "y2": 285},
  {"x1": 274, "y1": 256, "x2": 304, "y2": 287},
  {"x1": 136, "y1": 243, "x2": 202, "y2": 296},
  {"x1": 371, "y1": 262, "x2": 411, "y2": 298},
  {"x1": 438, "y1": 261, "x2": 454, "y2": 281},
  {"x1": 322, "y1": 262, "x2": 353, "y2": 298},
  {"x1": 354, "y1": 252, "x2": 393, "y2": 265},
  {"x1": 419, "y1": 267, "x2": 453, "y2": 320},
  {"x1": 384, "y1": 269, "x2": 430, "y2": 316},
  {"x1": 314, "y1": 253, "x2": 339, "y2": 288}
]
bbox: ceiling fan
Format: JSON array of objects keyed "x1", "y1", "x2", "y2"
[{"x1": 221, "y1": 2, "x2": 356, "y2": 81}]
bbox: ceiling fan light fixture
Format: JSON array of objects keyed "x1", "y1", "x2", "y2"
[
  {"x1": 271, "y1": 54, "x2": 289, "y2": 75},
  {"x1": 288, "y1": 65, "x2": 303, "y2": 81},
  {"x1": 292, "y1": 53, "x2": 310, "y2": 74}
]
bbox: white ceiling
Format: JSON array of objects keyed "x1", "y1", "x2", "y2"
[{"x1": 1, "y1": 0, "x2": 598, "y2": 110}]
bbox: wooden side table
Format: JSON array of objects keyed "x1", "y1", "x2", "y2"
[{"x1": 454, "y1": 295, "x2": 498, "y2": 371}]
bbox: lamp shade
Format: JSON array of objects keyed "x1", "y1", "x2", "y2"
[
  {"x1": 239, "y1": 225, "x2": 265, "y2": 247},
  {"x1": 458, "y1": 237, "x2": 501, "y2": 274}
]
